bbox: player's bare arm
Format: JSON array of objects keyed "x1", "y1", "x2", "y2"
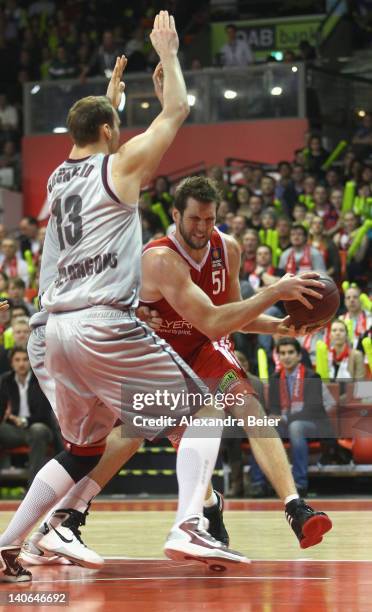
[
  {"x1": 224, "y1": 234, "x2": 317, "y2": 336},
  {"x1": 111, "y1": 11, "x2": 189, "y2": 203},
  {"x1": 141, "y1": 246, "x2": 324, "y2": 341}
]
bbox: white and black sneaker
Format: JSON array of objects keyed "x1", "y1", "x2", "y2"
[
  {"x1": 37, "y1": 508, "x2": 104, "y2": 569},
  {"x1": 164, "y1": 514, "x2": 250, "y2": 572},
  {"x1": 20, "y1": 531, "x2": 71, "y2": 566},
  {"x1": 0, "y1": 546, "x2": 32, "y2": 582}
]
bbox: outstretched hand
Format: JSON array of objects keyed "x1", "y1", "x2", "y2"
[
  {"x1": 150, "y1": 10, "x2": 179, "y2": 58},
  {"x1": 106, "y1": 55, "x2": 127, "y2": 109}
]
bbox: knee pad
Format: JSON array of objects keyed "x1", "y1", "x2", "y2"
[{"x1": 55, "y1": 439, "x2": 106, "y2": 482}]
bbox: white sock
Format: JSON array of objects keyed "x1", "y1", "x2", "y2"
[
  {"x1": 0, "y1": 459, "x2": 75, "y2": 547},
  {"x1": 204, "y1": 490, "x2": 218, "y2": 508},
  {"x1": 39, "y1": 476, "x2": 101, "y2": 532},
  {"x1": 284, "y1": 494, "x2": 300, "y2": 506},
  {"x1": 175, "y1": 423, "x2": 223, "y2": 523}
]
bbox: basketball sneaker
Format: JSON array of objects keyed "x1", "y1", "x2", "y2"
[
  {"x1": 285, "y1": 498, "x2": 333, "y2": 549},
  {"x1": 203, "y1": 490, "x2": 229, "y2": 546},
  {"x1": 0, "y1": 546, "x2": 32, "y2": 582},
  {"x1": 164, "y1": 514, "x2": 250, "y2": 571},
  {"x1": 20, "y1": 531, "x2": 71, "y2": 566},
  {"x1": 36, "y1": 508, "x2": 104, "y2": 569}
]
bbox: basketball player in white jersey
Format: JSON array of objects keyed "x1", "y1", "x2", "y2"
[{"x1": 0, "y1": 13, "x2": 253, "y2": 581}]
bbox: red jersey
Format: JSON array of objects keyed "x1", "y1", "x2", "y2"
[{"x1": 142, "y1": 229, "x2": 231, "y2": 362}]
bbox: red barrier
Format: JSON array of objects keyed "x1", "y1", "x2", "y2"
[{"x1": 23, "y1": 118, "x2": 308, "y2": 218}]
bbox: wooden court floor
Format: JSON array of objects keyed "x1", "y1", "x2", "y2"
[{"x1": 0, "y1": 498, "x2": 371, "y2": 611}]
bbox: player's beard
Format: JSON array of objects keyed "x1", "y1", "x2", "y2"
[{"x1": 178, "y1": 217, "x2": 211, "y2": 251}]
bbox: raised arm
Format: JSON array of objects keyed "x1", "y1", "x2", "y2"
[
  {"x1": 141, "y1": 247, "x2": 324, "y2": 341},
  {"x1": 111, "y1": 11, "x2": 189, "y2": 202}
]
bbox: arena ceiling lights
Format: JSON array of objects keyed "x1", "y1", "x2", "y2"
[
  {"x1": 270, "y1": 86, "x2": 283, "y2": 96},
  {"x1": 187, "y1": 94, "x2": 196, "y2": 107},
  {"x1": 224, "y1": 89, "x2": 237, "y2": 100}
]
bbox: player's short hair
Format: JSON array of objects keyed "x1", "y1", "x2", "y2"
[
  {"x1": 276, "y1": 337, "x2": 302, "y2": 354},
  {"x1": 174, "y1": 176, "x2": 221, "y2": 215},
  {"x1": 67, "y1": 96, "x2": 116, "y2": 147}
]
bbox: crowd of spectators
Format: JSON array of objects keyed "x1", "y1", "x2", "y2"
[{"x1": 0, "y1": 0, "x2": 207, "y2": 189}]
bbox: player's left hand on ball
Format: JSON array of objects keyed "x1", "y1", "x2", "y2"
[{"x1": 276, "y1": 316, "x2": 308, "y2": 337}]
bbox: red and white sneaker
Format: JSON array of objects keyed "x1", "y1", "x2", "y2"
[
  {"x1": 0, "y1": 546, "x2": 32, "y2": 582},
  {"x1": 164, "y1": 514, "x2": 250, "y2": 572}
]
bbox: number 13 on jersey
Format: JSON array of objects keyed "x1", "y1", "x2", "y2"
[
  {"x1": 52, "y1": 195, "x2": 83, "y2": 250},
  {"x1": 212, "y1": 269, "x2": 226, "y2": 295}
]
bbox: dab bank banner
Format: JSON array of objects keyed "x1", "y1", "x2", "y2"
[{"x1": 211, "y1": 15, "x2": 325, "y2": 60}]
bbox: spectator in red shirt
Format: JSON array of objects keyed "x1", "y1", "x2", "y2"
[
  {"x1": 279, "y1": 223, "x2": 326, "y2": 273},
  {"x1": 248, "y1": 244, "x2": 284, "y2": 292}
]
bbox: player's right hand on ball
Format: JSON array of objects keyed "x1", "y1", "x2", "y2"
[
  {"x1": 150, "y1": 11, "x2": 179, "y2": 58},
  {"x1": 275, "y1": 272, "x2": 325, "y2": 309}
]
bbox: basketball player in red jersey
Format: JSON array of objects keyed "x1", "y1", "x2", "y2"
[{"x1": 138, "y1": 176, "x2": 332, "y2": 549}]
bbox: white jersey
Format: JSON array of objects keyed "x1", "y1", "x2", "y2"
[
  {"x1": 29, "y1": 218, "x2": 59, "y2": 328},
  {"x1": 42, "y1": 153, "x2": 141, "y2": 313}
]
